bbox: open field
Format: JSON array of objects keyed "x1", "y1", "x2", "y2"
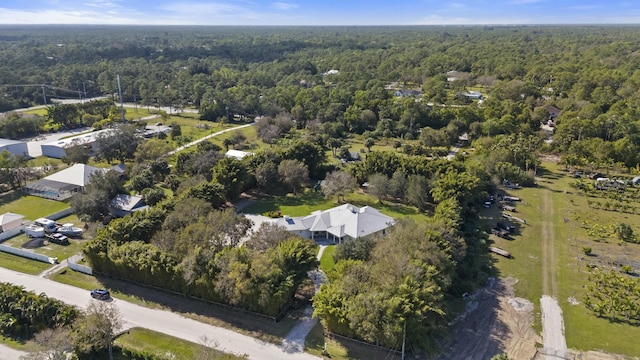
[
  {"x1": 114, "y1": 327, "x2": 244, "y2": 360},
  {"x1": 485, "y1": 161, "x2": 640, "y2": 357},
  {"x1": 51, "y1": 268, "x2": 297, "y2": 345},
  {"x1": 243, "y1": 190, "x2": 424, "y2": 222},
  {"x1": 0, "y1": 192, "x2": 68, "y2": 220},
  {"x1": 0, "y1": 252, "x2": 51, "y2": 275}
]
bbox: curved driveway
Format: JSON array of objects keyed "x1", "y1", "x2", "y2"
[{"x1": 0, "y1": 267, "x2": 319, "y2": 360}]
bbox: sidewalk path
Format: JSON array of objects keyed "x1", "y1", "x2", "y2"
[{"x1": 281, "y1": 243, "x2": 328, "y2": 353}]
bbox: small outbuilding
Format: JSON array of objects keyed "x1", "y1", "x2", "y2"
[
  {"x1": 0, "y1": 138, "x2": 29, "y2": 157},
  {"x1": 109, "y1": 194, "x2": 148, "y2": 218},
  {"x1": 0, "y1": 212, "x2": 25, "y2": 232},
  {"x1": 224, "y1": 149, "x2": 254, "y2": 160}
]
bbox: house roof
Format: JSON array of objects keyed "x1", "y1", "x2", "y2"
[
  {"x1": 42, "y1": 129, "x2": 112, "y2": 149},
  {"x1": 299, "y1": 204, "x2": 395, "y2": 239},
  {"x1": 43, "y1": 163, "x2": 107, "y2": 187},
  {"x1": 110, "y1": 194, "x2": 146, "y2": 212},
  {"x1": 0, "y1": 138, "x2": 26, "y2": 147},
  {"x1": 224, "y1": 149, "x2": 254, "y2": 160},
  {"x1": 0, "y1": 212, "x2": 24, "y2": 226},
  {"x1": 545, "y1": 105, "x2": 561, "y2": 115}
]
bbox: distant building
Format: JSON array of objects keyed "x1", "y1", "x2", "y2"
[
  {"x1": 0, "y1": 212, "x2": 24, "y2": 233},
  {"x1": 545, "y1": 105, "x2": 562, "y2": 120},
  {"x1": 23, "y1": 163, "x2": 108, "y2": 200},
  {"x1": 322, "y1": 69, "x2": 340, "y2": 76},
  {"x1": 462, "y1": 91, "x2": 483, "y2": 100},
  {"x1": 40, "y1": 129, "x2": 112, "y2": 159},
  {"x1": 277, "y1": 204, "x2": 395, "y2": 243},
  {"x1": 224, "y1": 149, "x2": 254, "y2": 160},
  {"x1": 109, "y1": 194, "x2": 148, "y2": 218},
  {"x1": 0, "y1": 139, "x2": 28, "y2": 157}
]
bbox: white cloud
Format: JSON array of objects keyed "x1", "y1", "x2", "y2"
[
  {"x1": 271, "y1": 2, "x2": 298, "y2": 10},
  {"x1": 416, "y1": 14, "x2": 532, "y2": 25},
  {"x1": 0, "y1": 8, "x2": 140, "y2": 24},
  {"x1": 507, "y1": 0, "x2": 545, "y2": 4}
]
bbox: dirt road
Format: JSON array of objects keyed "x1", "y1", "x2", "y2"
[{"x1": 540, "y1": 187, "x2": 567, "y2": 359}]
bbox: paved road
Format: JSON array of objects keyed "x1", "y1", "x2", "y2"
[
  {"x1": 0, "y1": 267, "x2": 319, "y2": 360},
  {"x1": 0, "y1": 344, "x2": 26, "y2": 360}
]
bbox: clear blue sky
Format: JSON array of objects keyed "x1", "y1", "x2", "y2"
[{"x1": 0, "y1": 0, "x2": 638, "y2": 25}]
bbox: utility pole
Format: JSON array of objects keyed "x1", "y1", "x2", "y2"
[
  {"x1": 117, "y1": 75, "x2": 125, "y2": 122},
  {"x1": 41, "y1": 86, "x2": 47, "y2": 105},
  {"x1": 401, "y1": 320, "x2": 406, "y2": 360},
  {"x1": 82, "y1": 81, "x2": 87, "y2": 99}
]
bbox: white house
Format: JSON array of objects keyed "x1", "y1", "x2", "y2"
[
  {"x1": 0, "y1": 139, "x2": 29, "y2": 156},
  {"x1": 0, "y1": 212, "x2": 24, "y2": 232},
  {"x1": 23, "y1": 163, "x2": 108, "y2": 200},
  {"x1": 40, "y1": 129, "x2": 112, "y2": 159},
  {"x1": 224, "y1": 149, "x2": 254, "y2": 160},
  {"x1": 277, "y1": 204, "x2": 395, "y2": 243}
]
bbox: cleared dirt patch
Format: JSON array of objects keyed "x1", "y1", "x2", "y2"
[{"x1": 435, "y1": 277, "x2": 539, "y2": 360}]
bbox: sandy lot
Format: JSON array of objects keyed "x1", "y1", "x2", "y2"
[{"x1": 436, "y1": 277, "x2": 539, "y2": 360}]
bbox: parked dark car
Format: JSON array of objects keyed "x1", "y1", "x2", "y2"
[{"x1": 90, "y1": 289, "x2": 110, "y2": 300}]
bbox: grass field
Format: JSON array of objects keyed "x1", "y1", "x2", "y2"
[
  {"x1": 0, "y1": 192, "x2": 68, "y2": 220},
  {"x1": 487, "y1": 162, "x2": 640, "y2": 356},
  {"x1": 243, "y1": 189, "x2": 424, "y2": 222},
  {"x1": 319, "y1": 245, "x2": 337, "y2": 273},
  {"x1": 21, "y1": 108, "x2": 47, "y2": 116},
  {"x1": 0, "y1": 252, "x2": 51, "y2": 275},
  {"x1": 114, "y1": 327, "x2": 244, "y2": 359}
]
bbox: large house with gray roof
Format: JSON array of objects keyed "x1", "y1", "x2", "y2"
[{"x1": 277, "y1": 204, "x2": 395, "y2": 243}]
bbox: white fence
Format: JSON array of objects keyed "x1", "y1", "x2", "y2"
[
  {"x1": 45, "y1": 208, "x2": 73, "y2": 221},
  {"x1": 0, "y1": 244, "x2": 57, "y2": 264},
  {"x1": 68, "y1": 259, "x2": 92, "y2": 275},
  {"x1": 0, "y1": 226, "x2": 24, "y2": 242}
]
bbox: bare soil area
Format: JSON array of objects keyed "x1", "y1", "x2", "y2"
[{"x1": 435, "y1": 277, "x2": 539, "y2": 360}]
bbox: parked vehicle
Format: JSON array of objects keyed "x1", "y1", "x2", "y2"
[
  {"x1": 46, "y1": 233, "x2": 69, "y2": 245},
  {"x1": 90, "y1": 289, "x2": 110, "y2": 300},
  {"x1": 24, "y1": 224, "x2": 45, "y2": 238},
  {"x1": 34, "y1": 218, "x2": 58, "y2": 233},
  {"x1": 56, "y1": 223, "x2": 83, "y2": 237}
]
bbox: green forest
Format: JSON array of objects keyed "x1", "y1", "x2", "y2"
[{"x1": 2, "y1": 25, "x2": 640, "y2": 357}]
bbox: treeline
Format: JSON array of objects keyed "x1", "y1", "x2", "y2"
[
  {"x1": 0, "y1": 282, "x2": 78, "y2": 340},
  {"x1": 314, "y1": 158, "x2": 493, "y2": 353},
  {"x1": 82, "y1": 202, "x2": 318, "y2": 317}
]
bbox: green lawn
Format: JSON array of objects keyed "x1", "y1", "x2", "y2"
[
  {"x1": 319, "y1": 245, "x2": 337, "y2": 273},
  {"x1": 114, "y1": 327, "x2": 244, "y2": 360},
  {"x1": 243, "y1": 190, "x2": 425, "y2": 222},
  {"x1": 0, "y1": 252, "x2": 52, "y2": 275},
  {"x1": 21, "y1": 108, "x2": 47, "y2": 116},
  {"x1": 487, "y1": 162, "x2": 640, "y2": 356},
  {"x1": 0, "y1": 192, "x2": 68, "y2": 220},
  {"x1": 26, "y1": 156, "x2": 64, "y2": 168}
]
